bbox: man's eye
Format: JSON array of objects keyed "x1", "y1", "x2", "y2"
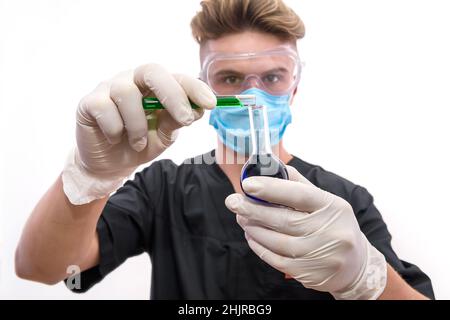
[
  {"x1": 263, "y1": 74, "x2": 281, "y2": 83},
  {"x1": 223, "y1": 76, "x2": 241, "y2": 85}
]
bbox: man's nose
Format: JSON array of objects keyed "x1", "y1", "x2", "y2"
[{"x1": 242, "y1": 76, "x2": 262, "y2": 91}]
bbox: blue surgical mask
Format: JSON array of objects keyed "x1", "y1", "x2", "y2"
[{"x1": 209, "y1": 88, "x2": 292, "y2": 154}]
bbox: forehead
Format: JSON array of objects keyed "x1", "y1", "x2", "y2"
[{"x1": 201, "y1": 31, "x2": 296, "y2": 59}]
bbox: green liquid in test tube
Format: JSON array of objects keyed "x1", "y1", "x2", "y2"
[{"x1": 142, "y1": 95, "x2": 256, "y2": 110}]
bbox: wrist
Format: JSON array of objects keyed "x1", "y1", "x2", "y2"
[
  {"x1": 61, "y1": 148, "x2": 134, "y2": 205},
  {"x1": 332, "y1": 240, "x2": 387, "y2": 300}
]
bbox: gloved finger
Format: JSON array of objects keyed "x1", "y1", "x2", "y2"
[
  {"x1": 78, "y1": 82, "x2": 124, "y2": 145},
  {"x1": 134, "y1": 63, "x2": 194, "y2": 126},
  {"x1": 235, "y1": 213, "x2": 250, "y2": 229},
  {"x1": 286, "y1": 165, "x2": 314, "y2": 186},
  {"x1": 137, "y1": 128, "x2": 178, "y2": 164},
  {"x1": 233, "y1": 195, "x2": 341, "y2": 238},
  {"x1": 192, "y1": 108, "x2": 205, "y2": 121},
  {"x1": 109, "y1": 72, "x2": 148, "y2": 152},
  {"x1": 226, "y1": 193, "x2": 309, "y2": 236},
  {"x1": 245, "y1": 234, "x2": 294, "y2": 275},
  {"x1": 242, "y1": 223, "x2": 323, "y2": 259},
  {"x1": 173, "y1": 74, "x2": 216, "y2": 110},
  {"x1": 241, "y1": 176, "x2": 333, "y2": 213},
  {"x1": 150, "y1": 100, "x2": 205, "y2": 139}
]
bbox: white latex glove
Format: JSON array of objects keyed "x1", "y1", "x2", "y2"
[
  {"x1": 62, "y1": 64, "x2": 216, "y2": 205},
  {"x1": 225, "y1": 166, "x2": 387, "y2": 300}
]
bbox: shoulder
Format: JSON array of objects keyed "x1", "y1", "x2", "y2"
[{"x1": 289, "y1": 156, "x2": 372, "y2": 205}]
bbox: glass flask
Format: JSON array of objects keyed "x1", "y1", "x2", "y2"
[{"x1": 240, "y1": 104, "x2": 289, "y2": 202}]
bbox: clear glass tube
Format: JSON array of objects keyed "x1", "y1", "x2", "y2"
[{"x1": 249, "y1": 105, "x2": 272, "y2": 156}]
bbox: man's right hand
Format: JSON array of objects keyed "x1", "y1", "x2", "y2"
[
  {"x1": 77, "y1": 63, "x2": 216, "y2": 176},
  {"x1": 63, "y1": 64, "x2": 216, "y2": 204}
]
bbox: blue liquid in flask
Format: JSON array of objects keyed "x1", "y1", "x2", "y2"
[{"x1": 240, "y1": 104, "x2": 289, "y2": 203}]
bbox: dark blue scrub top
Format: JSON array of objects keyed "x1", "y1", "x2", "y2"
[{"x1": 68, "y1": 150, "x2": 434, "y2": 299}]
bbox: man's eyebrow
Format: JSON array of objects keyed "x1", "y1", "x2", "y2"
[
  {"x1": 262, "y1": 67, "x2": 289, "y2": 74},
  {"x1": 213, "y1": 67, "x2": 289, "y2": 76},
  {"x1": 213, "y1": 69, "x2": 245, "y2": 76}
]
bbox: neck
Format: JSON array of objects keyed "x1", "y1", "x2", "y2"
[{"x1": 215, "y1": 138, "x2": 292, "y2": 193}]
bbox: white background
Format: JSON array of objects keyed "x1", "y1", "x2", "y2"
[{"x1": 1, "y1": 0, "x2": 449, "y2": 299}]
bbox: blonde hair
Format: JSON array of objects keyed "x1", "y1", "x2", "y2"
[{"x1": 190, "y1": 0, "x2": 305, "y2": 44}]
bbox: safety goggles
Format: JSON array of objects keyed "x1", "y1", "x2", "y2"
[{"x1": 200, "y1": 45, "x2": 302, "y2": 96}]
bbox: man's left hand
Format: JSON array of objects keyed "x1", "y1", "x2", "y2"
[{"x1": 225, "y1": 166, "x2": 387, "y2": 300}]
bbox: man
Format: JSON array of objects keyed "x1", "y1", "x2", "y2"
[{"x1": 15, "y1": 0, "x2": 433, "y2": 299}]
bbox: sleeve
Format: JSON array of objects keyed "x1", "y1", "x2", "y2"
[
  {"x1": 65, "y1": 162, "x2": 163, "y2": 293},
  {"x1": 349, "y1": 186, "x2": 435, "y2": 299}
]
